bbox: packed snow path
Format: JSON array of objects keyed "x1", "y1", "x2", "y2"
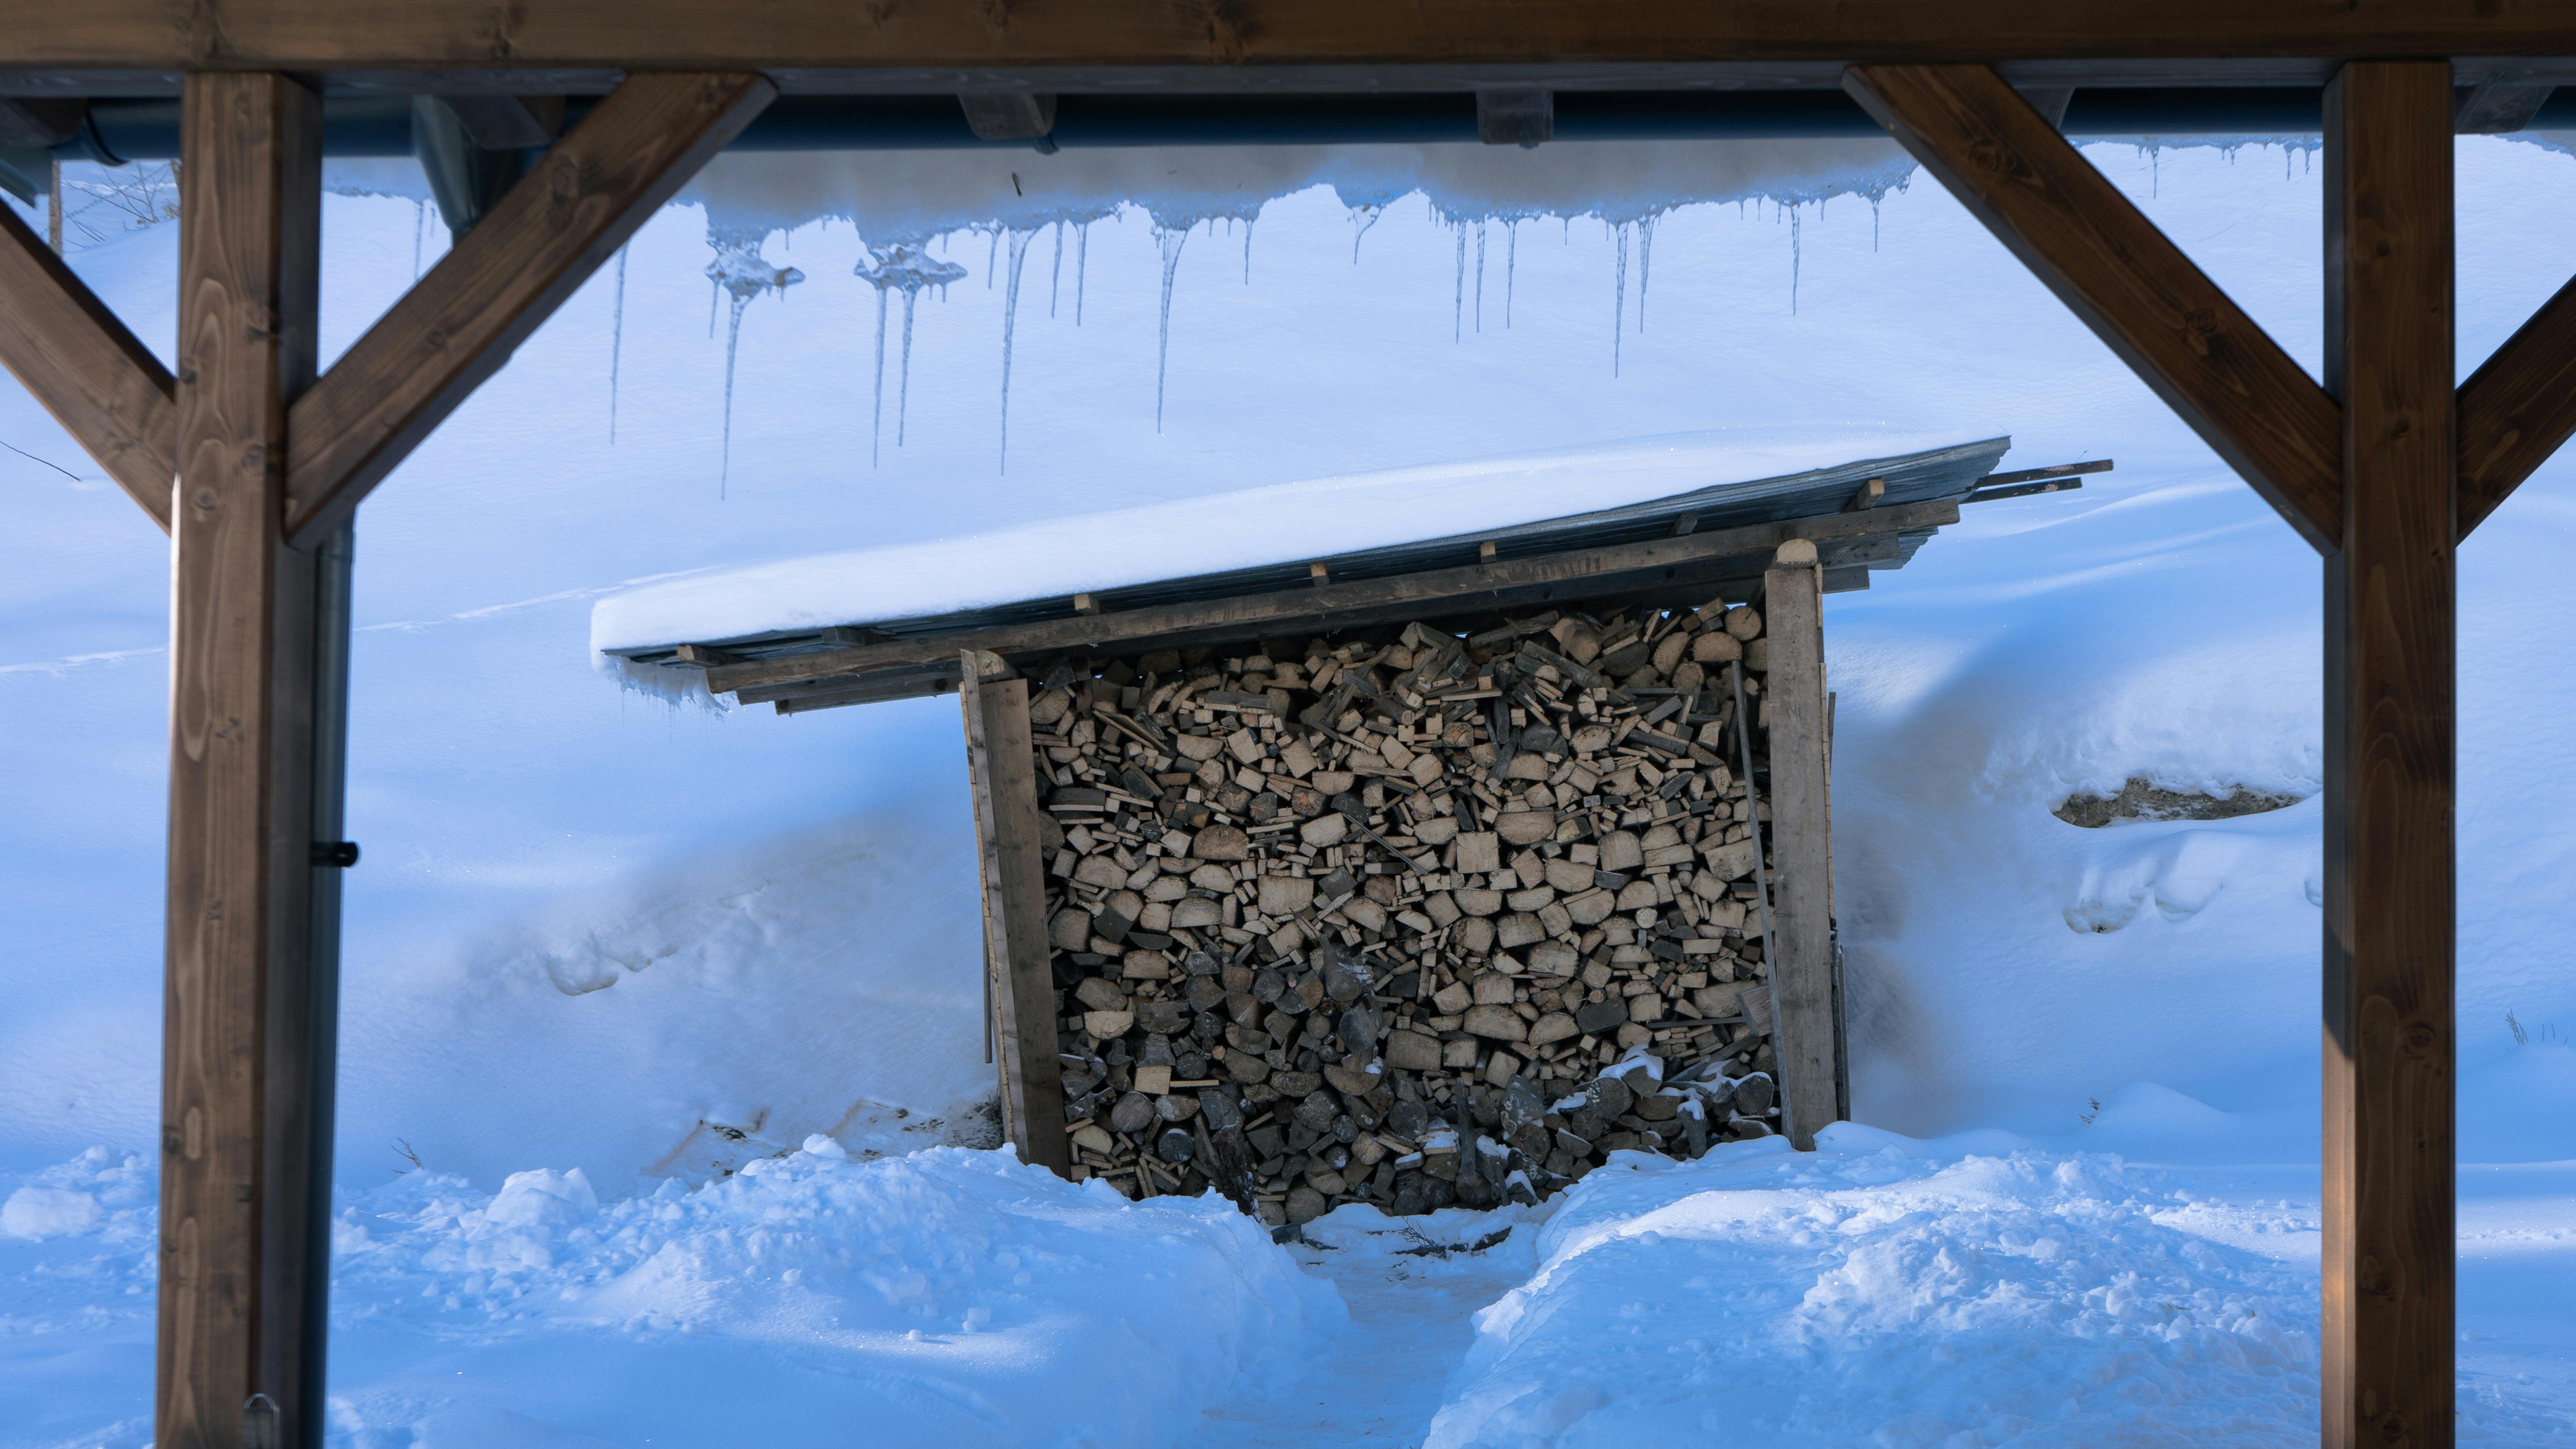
[
  {"x1": 1173, "y1": 1212, "x2": 1544, "y2": 1449},
  {"x1": 9, "y1": 1116, "x2": 2575, "y2": 1447}
]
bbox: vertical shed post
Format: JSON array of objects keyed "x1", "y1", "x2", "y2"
[
  {"x1": 2320, "y1": 62, "x2": 2456, "y2": 1448},
  {"x1": 958, "y1": 651, "x2": 1073, "y2": 1174},
  {"x1": 162, "y1": 72, "x2": 329, "y2": 1449},
  {"x1": 1761, "y1": 538, "x2": 1842, "y2": 1148}
]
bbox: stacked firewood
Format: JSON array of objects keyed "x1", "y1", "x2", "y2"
[{"x1": 1030, "y1": 600, "x2": 1786, "y2": 1226}]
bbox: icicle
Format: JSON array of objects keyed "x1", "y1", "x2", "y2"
[
  {"x1": 1076, "y1": 222, "x2": 1090, "y2": 325},
  {"x1": 412, "y1": 200, "x2": 426, "y2": 280},
  {"x1": 866, "y1": 288, "x2": 888, "y2": 466},
  {"x1": 1050, "y1": 220, "x2": 1064, "y2": 318},
  {"x1": 1242, "y1": 215, "x2": 1256, "y2": 284},
  {"x1": 854, "y1": 243, "x2": 968, "y2": 462},
  {"x1": 1790, "y1": 205, "x2": 1802, "y2": 316},
  {"x1": 1348, "y1": 204, "x2": 1382, "y2": 262},
  {"x1": 898, "y1": 289, "x2": 918, "y2": 446},
  {"x1": 986, "y1": 228, "x2": 998, "y2": 288},
  {"x1": 1506, "y1": 221, "x2": 1518, "y2": 328},
  {"x1": 608, "y1": 245, "x2": 628, "y2": 444},
  {"x1": 705, "y1": 234, "x2": 806, "y2": 495},
  {"x1": 1612, "y1": 221, "x2": 1629, "y2": 376},
  {"x1": 708, "y1": 277, "x2": 718, "y2": 338},
  {"x1": 1452, "y1": 222, "x2": 1466, "y2": 342},
  {"x1": 1474, "y1": 221, "x2": 1486, "y2": 333},
  {"x1": 1154, "y1": 223, "x2": 1190, "y2": 431},
  {"x1": 1637, "y1": 214, "x2": 1656, "y2": 332},
  {"x1": 1870, "y1": 194, "x2": 1882, "y2": 252},
  {"x1": 998, "y1": 229, "x2": 1032, "y2": 472}
]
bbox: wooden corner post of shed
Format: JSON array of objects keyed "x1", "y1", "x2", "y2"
[
  {"x1": 958, "y1": 650, "x2": 1074, "y2": 1174},
  {"x1": 1760, "y1": 539, "x2": 1840, "y2": 1149},
  {"x1": 2322, "y1": 60, "x2": 2456, "y2": 1448}
]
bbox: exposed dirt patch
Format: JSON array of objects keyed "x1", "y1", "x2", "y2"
[{"x1": 2053, "y1": 778, "x2": 2308, "y2": 829}]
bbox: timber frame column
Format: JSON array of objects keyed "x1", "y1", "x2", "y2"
[
  {"x1": 1760, "y1": 539, "x2": 1839, "y2": 1148},
  {"x1": 960, "y1": 650, "x2": 1074, "y2": 1174},
  {"x1": 163, "y1": 72, "x2": 328, "y2": 1449},
  {"x1": 2321, "y1": 62, "x2": 2455, "y2": 1447}
]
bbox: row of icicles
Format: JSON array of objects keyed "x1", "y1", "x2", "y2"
[{"x1": 590, "y1": 197, "x2": 1844, "y2": 486}]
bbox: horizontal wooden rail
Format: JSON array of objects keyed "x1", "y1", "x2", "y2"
[
  {"x1": 2, "y1": 2, "x2": 2572, "y2": 72},
  {"x1": 706, "y1": 500, "x2": 1955, "y2": 697}
]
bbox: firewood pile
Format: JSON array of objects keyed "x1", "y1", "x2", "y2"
[{"x1": 1030, "y1": 599, "x2": 1787, "y2": 1226}]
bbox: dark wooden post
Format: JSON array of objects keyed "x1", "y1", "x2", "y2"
[
  {"x1": 162, "y1": 72, "x2": 328, "y2": 1449},
  {"x1": 2321, "y1": 60, "x2": 2455, "y2": 1449},
  {"x1": 959, "y1": 650, "x2": 1073, "y2": 1174},
  {"x1": 1760, "y1": 539, "x2": 1840, "y2": 1148}
]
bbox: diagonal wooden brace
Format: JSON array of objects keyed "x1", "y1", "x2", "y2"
[
  {"x1": 0, "y1": 198, "x2": 176, "y2": 530},
  {"x1": 1844, "y1": 62, "x2": 2343, "y2": 553},
  {"x1": 282, "y1": 71, "x2": 774, "y2": 547}
]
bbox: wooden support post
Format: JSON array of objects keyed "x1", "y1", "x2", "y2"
[
  {"x1": 2322, "y1": 60, "x2": 2454, "y2": 1449},
  {"x1": 958, "y1": 650, "x2": 1072, "y2": 1174},
  {"x1": 162, "y1": 72, "x2": 326, "y2": 1449},
  {"x1": 1760, "y1": 538, "x2": 1840, "y2": 1150}
]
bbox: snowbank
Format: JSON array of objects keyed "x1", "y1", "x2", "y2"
[
  {"x1": 1424, "y1": 1128, "x2": 2290, "y2": 1448},
  {"x1": 0, "y1": 1143, "x2": 1342, "y2": 1449},
  {"x1": 588, "y1": 425, "x2": 1981, "y2": 652},
  {"x1": 323, "y1": 1144, "x2": 1341, "y2": 1448}
]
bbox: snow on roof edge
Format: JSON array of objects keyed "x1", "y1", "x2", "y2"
[{"x1": 589, "y1": 426, "x2": 2000, "y2": 661}]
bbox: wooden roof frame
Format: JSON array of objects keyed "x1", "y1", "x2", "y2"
[{"x1": 0, "y1": 8, "x2": 2558, "y2": 1447}]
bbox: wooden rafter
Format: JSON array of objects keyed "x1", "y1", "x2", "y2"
[
  {"x1": 1844, "y1": 62, "x2": 2343, "y2": 552},
  {"x1": 0, "y1": 200, "x2": 176, "y2": 530},
  {"x1": 282, "y1": 70, "x2": 774, "y2": 546},
  {"x1": 2457, "y1": 272, "x2": 2576, "y2": 540},
  {"x1": 1, "y1": 0, "x2": 2573, "y2": 72}
]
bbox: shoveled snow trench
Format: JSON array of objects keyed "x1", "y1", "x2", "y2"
[{"x1": 6, "y1": 1120, "x2": 2572, "y2": 1448}]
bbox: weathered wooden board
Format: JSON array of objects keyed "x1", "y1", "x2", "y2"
[
  {"x1": 1844, "y1": 62, "x2": 2342, "y2": 552},
  {"x1": 162, "y1": 71, "x2": 326, "y2": 1449},
  {"x1": 707, "y1": 501, "x2": 1958, "y2": 698},
  {"x1": 958, "y1": 653, "x2": 1072, "y2": 1174},
  {"x1": 1758, "y1": 543, "x2": 1839, "y2": 1150},
  {"x1": 2321, "y1": 60, "x2": 2454, "y2": 1449}
]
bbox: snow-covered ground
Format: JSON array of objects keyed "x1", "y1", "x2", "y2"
[{"x1": 4, "y1": 132, "x2": 2576, "y2": 1444}]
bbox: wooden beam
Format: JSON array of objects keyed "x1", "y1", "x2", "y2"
[
  {"x1": 280, "y1": 70, "x2": 772, "y2": 546},
  {"x1": 704, "y1": 500, "x2": 1960, "y2": 698},
  {"x1": 1844, "y1": 62, "x2": 2344, "y2": 552},
  {"x1": 2, "y1": 2, "x2": 2573, "y2": 72},
  {"x1": 2322, "y1": 60, "x2": 2454, "y2": 1449},
  {"x1": 958, "y1": 652, "x2": 1072, "y2": 1175},
  {"x1": 2456, "y1": 271, "x2": 2576, "y2": 540},
  {"x1": 162, "y1": 71, "x2": 324, "y2": 1449},
  {"x1": 1759, "y1": 538, "x2": 1840, "y2": 1151},
  {"x1": 0, "y1": 196, "x2": 176, "y2": 529}
]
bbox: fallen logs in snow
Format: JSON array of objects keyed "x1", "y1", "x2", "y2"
[{"x1": 1028, "y1": 598, "x2": 1790, "y2": 1226}]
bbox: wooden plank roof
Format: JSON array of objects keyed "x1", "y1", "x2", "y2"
[{"x1": 612, "y1": 435, "x2": 2068, "y2": 714}]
